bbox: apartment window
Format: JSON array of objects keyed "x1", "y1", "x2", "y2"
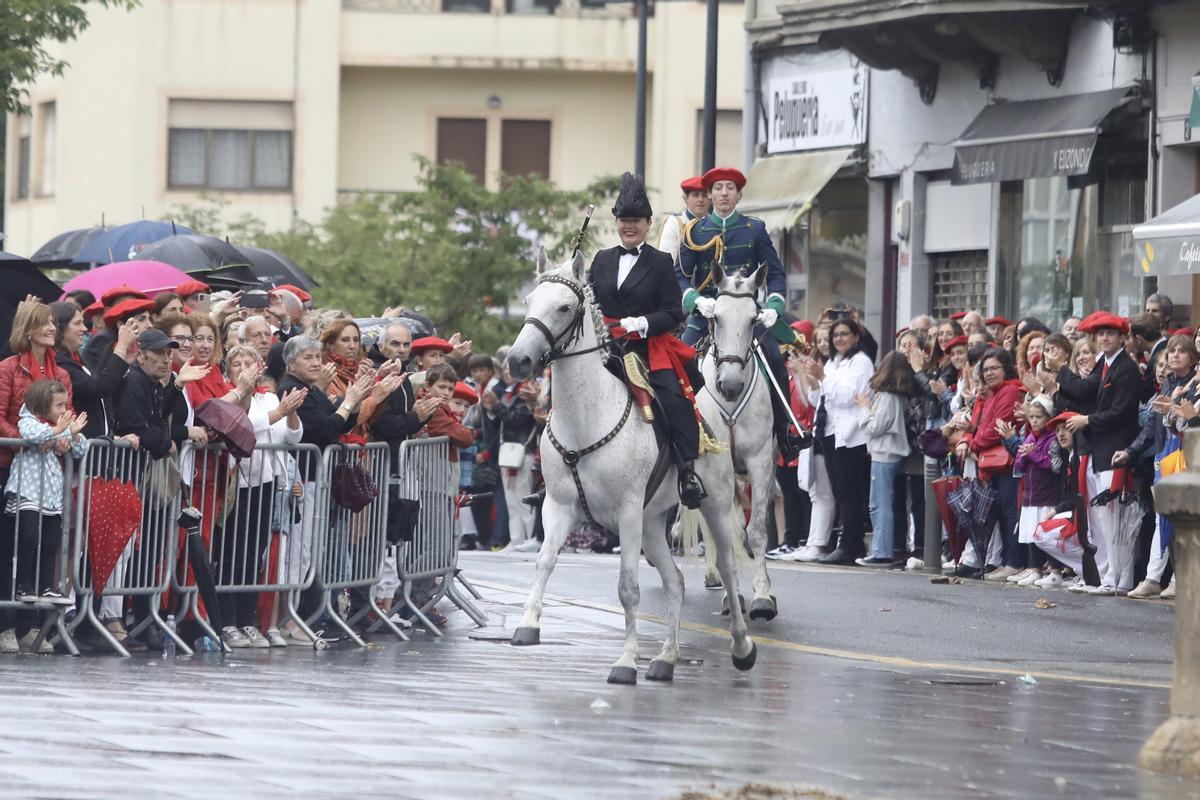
[
  {"x1": 501, "y1": 120, "x2": 551, "y2": 179},
  {"x1": 932, "y1": 251, "x2": 989, "y2": 319},
  {"x1": 693, "y1": 109, "x2": 743, "y2": 173},
  {"x1": 167, "y1": 100, "x2": 293, "y2": 191},
  {"x1": 507, "y1": 0, "x2": 557, "y2": 14},
  {"x1": 15, "y1": 115, "x2": 31, "y2": 201},
  {"x1": 443, "y1": 0, "x2": 490, "y2": 12},
  {"x1": 38, "y1": 102, "x2": 56, "y2": 197},
  {"x1": 437, "y1": 118, "x2": 487, "y2": 184}
]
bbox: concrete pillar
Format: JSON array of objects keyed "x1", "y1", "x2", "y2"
[{"x1": 1139, "y1": 429, "x2": 1200, "y2": 776}]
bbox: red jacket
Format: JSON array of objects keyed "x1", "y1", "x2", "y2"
[
  {"x1": 964, "y1": 378, "x2": 1023, "y2": 454},
  {"x1": 0, "y1": 351, "x2": 74, "y2": 468}
]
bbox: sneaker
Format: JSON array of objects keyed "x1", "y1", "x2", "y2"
[
  {"x1": 854, "y1": 556, "x2": 901, "y2": 568},
  {"x1": 1067, "y1": 578, "x2": 1091, "y2": 594},
  {"x1": 265, "y1": 628, "x2": 288, "y2": 647},
  {"x1": 0, "y1": 629, "x2": 18, "y2": 654},
  {"x1": 14, "y1": 586, "x2": 37, "y2": 603},
  {"x1": 38, "y1": 589, "x2": 72, "y2": 606},
  {"x1": 985, "y1": 566, "x2": 1019, "y2": 582},
  {"x1": 282, "y1": 625, "x2": 313, "y2": 645},
  {"x1": 1127, "y1": 579, "x2": 1162, "y2": 600},
  {"x1": 766, "y1": 545, "x2": 794, "y2": 560},
  {"x1": 791, "y1": 545, "x2": 826, "y2": 563},
  {"x1": 1086, "y1": 584, "x2": 1116, "y2": 596},
  {"x1": 18, "y1": 629, "x2": 53, "y2": 654},
  {"x1": 514, "y1": 539, "x2": 542, "y2": 553},
  {"x1": 1017, "y1": 570, "x2": 1041, "y2": 587},
  {"x1": 1161, "y1": 577, "x2": 1177, "y2": 599},
  {"x1": 1007, "y1": 568, "x2": 1032, "y2": 584},
  {"x1": 222, "y1": 626, "x2": 252, "y2": 649},
  {"x1": 1034, "y1": 572, "x2": 1064, "y2": 589},
  {"x1": 611, "y1": 545, "x2": 621, "y2": 554},
  {"x1": 942, "y1": 559, "x2": 957, "y2": 573},
  {"x1": 241, "y1": 627, "x2": 271, "y2": 649}
]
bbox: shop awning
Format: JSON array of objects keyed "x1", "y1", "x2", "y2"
[
  {"x1": 951, "y1": 87, "x2": 1134, "y2": 185},
  {"x1": 739, "y1": 147, "x2": 855, "y2": 232},
  {"x1": 1133, "y1": 193, "x2": 1200, "y2": 276}
]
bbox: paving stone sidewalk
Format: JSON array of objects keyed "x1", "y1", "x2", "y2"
[{"x1": 0, "y1": 585, "x2": 1194, "y2": 800}]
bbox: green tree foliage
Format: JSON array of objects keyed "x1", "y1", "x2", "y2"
[
  {"x1": 0, "y1": 1, "x2": 139, "y2": 113},
  {"x1": 173, "y1": 159, "x2": 621, "y2": 352}
]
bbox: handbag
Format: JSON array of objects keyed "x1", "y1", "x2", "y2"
[
  {"x1": 143, "y1": 455, "x2": 182, "y2": 506},
  {"x1": 498, "y1": 426, "x2": 536, "y2": 469},
  {"x1": 331, "y1": 461, "x2": 380, "y2": 513},
  {"x1": 977, "y1": 444, "x2": 1014, "y2": 473},
  {"x1": 915, "y1": 429, "x2": 949, "y2": 460},
  {"x1": 472, "y1": 460, "x2": 500, "y2": 491},
  {"x1": 386, "y1": 488, "x2": 420, "y2": 545}
]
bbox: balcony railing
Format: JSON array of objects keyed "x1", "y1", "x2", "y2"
[{"x1": 343, "y1": 0, "x2": 639, "y2": 17}]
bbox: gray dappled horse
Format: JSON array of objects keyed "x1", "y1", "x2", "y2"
[{"x1": 504, "y1": 251, "x2": 757, "y2": 684}]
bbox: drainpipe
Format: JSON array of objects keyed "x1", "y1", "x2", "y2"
[{"x1": 742, "y1": 0, "x2": 757, "y2": 172}]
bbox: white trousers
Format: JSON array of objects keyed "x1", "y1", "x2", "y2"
[
  {"x1": 503, "y1": 454, "x2": 536, "y2": 545},
  {"x1": 1085, "y1": 468, "x2": 1121, "y2": 588},
  {"x1": 960, "y1": 523, "x2": 1003, "y2": 568},
  {"x1": 99, "y1": 538, "x2": 136, "y2": 620},
  {"x1": 1147, "y1": 514, "x2": 1169, "y2": 584},
  {"x1": 806, "y1": 454, "x2": 834, "y2": 548}
]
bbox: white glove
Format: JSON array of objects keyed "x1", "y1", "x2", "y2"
[
  {"x1": 695, "y1": 297, "x2": 716, "y2": 319},
  {"x1": 619, "y1": 316, "x2": 649, "y2": 336},
  {"x1": 757, "y1": 308, "x2": 779, "y2": 328}
]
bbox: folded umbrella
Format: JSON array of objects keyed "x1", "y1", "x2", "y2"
[
  {"x1": 61, "y1": 259, "x2": 190, "y2": 300},
  {"x1": 74, "y1": 221, "x2": 193, "y2": 266},
  {"x1": 78, "y1": 477, "x2": 143, "y2": 596},
  {"x1": 931, "y1": 475, "x2": 963, "y2": 559},
  {"x1": 195, "y1": 398, "x2": 256, "y2": 459},
  {"x1": 177, "y1": 508, "x2": 224, "y2": 635},
  {"x1": 137, "y1": 234, "x2": 248, "y2": 272},
  {"x1": 1155, "y1": 432, "x2": 1186, "y2": 556},
  {"x1": 235, "y1": 245, "x2": 319, "y2": 290},
  {"x1": 31, "y1": 227, "x2": 106, "y2": 269}
]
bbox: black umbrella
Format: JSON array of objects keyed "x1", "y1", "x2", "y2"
[
  {"x1": 0, "y1": 254, "x2": 63, "y2": 358},
  {"x1": 137, "y1": 234, "x2": 249, "y2": 271},
  {"x1": 191, "y1": 264, "x2": 268, "y2": 293},
  {"x1": 175, "y1": 507, "x2": 224, "y2": 641},
  {"x1": 31, "y1": 227, "x2": 106, "y2": 269},
  {"x1": 236, "y1": 246, "x2": 320, "y2": 290}
]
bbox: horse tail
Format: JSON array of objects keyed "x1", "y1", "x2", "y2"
[{"x1": 673, "y1": 506, "x2": 704, "y2": 573}]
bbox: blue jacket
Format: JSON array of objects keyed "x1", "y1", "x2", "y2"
[{"x1": 677, "y1": 211, "x2": 786, "y2": 303}]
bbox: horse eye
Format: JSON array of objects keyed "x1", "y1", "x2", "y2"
[{"x1": 557, "y1": 304, "x2": 571, "y2": 314}]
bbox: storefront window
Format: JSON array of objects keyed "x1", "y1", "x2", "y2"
[
  {"x1": 1003, "y1": 177, "x2": 1141, "y2": 328},
  {"x1": 785, "y1": 178, "x2": 867, "y2": 319}
]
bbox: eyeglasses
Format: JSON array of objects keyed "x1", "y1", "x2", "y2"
[
  {"x1": 170, "y1": 335, "x2": 194, "y2": 344},
  {"x1": 982, "y1": 365, "x2": 1003, "y2": 373}
]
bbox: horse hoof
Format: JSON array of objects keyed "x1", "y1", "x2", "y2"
[
  {"x1": 731, "y1": 641, "x2": 757, "y2": 672},
  {"x1": 748, "y1": 595, "x2": 778, "y2": 621},
  {"x1": 607, "y1": 666, "x2": 638, "y2": 685},
  {"x1": 704, "y1": 575, "x2": 722, "y2": 591},
  {"x1": 720, "y1": 593, "x2": 746, "y2": 616},
  {"x1": 646, "y1": 660, "x2": 675, "y2": 682},
  {"x1": 511, "y1": 627, "x2": 540, "y2": 646}
]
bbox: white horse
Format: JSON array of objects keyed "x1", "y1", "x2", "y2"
[
  {"x1": 505, "y1": 251, "x2": 757, "y2": 684},
  {"x1": 699, "y1": 264, "x2": 779, "y2": 621}
]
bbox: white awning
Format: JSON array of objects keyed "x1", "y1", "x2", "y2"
[{"x1": 738, "y1": 148, "x2": 855, "y2": 232}]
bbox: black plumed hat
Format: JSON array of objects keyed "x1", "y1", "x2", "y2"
[{"x1": 611, "y1": 172, "x2": 653, "y2": 219}]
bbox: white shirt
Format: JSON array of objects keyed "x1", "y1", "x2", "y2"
[
  {"x1": 819, "y1": 351, "x2": 874, "y2": 449},
  {"x1": 233, "y1": 392, "x2": 304, "y2": 488},
  {"x1": 656, "y1": 213, "x2": 686, "y2": 263},
  {"x1": 616, "y1": 243, "x2": 644, "y2": 289}
]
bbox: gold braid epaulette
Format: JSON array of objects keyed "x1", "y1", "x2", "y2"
[{"x1": 682, "y1": 218, "x2": 723, "y2": 293}]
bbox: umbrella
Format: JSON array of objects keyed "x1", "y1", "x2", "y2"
[
  {"x1": 356, "y1": 312, "x2": 435, "y2": 351},
  {"x1": 1110, "y1": 495, "x2": 1144, "y2": 589},
  {"x1": 74, "y1": 221, "x2": 193, "y2": 266},
  {"x1": 1155, "y1": 432, "x2": 1186, "y2": 556},
  {"x1": 137, "y1": 234, "x2": 248, "y2": 272},
  {"x1": 78, "y1": 477, "x2": 143, "y2": 596},
  {"x1": 0, "y1": 254, "x2": 63, "y2": 358},
  {"x1": 191, "y1": 264, "x2": 267, "y2": 293},
  {"x1": 195, "y1": 399, "x2": 256, "y2": 459},
  {"x1": 31, "y1": 227, "x2": 106, "y2": 268},
  {"x1": 177, "y1": 507, "x2": 224, "y2": 635},
  {"x1": 235, "y1": 246, "x2": 320, "y2": 290},
  {"x1": 931, "y1": 474, "x2": 964, "y2": 559},
  {"x1": 61, "y1": 260, "x2": 190, "y2": 300}
]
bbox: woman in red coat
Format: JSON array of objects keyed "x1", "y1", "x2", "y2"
[{"x1": 954, "y1": 347, "x2": 1025, "y2": 579}]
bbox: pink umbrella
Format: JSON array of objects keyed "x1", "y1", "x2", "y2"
[{"x1": 60, "y1": 260, "x2": 192, "y2": 300}]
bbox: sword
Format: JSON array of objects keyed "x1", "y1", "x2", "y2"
[
  {"x1": 571, "y1": 204, "x2": 595, "y2": 259},
  {"x1": 750, "y1": 338, "x2": 809, "y2": 435}
]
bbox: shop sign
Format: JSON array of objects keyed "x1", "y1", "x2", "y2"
[{"x1": 766, "y1": 66, "x2": 868, "y2": 154}]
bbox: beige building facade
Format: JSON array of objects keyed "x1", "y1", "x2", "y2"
[{"x1": 4, "y1": 0, "x2": 746, "y2": 257}]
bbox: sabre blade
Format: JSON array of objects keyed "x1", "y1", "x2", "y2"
[{"x1": 751, "y1": 339, "x2": 808, "y2": 435}]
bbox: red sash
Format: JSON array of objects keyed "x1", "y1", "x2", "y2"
[{"x1": 604, "y1": 316, "x2": 703, "y2": 424}]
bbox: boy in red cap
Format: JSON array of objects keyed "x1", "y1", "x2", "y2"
[
  {"x1": 83, "y1": 298, "x2": 155, "y2": 371},
  {"x1": 175, "y1": 279, "x2": 211, "y2": 315},
  {"x1": 418, "y1": 364, "x2": 473, "y2": 455},
  {"x1": 656, "y1": 176, "x2": 711, "y2": 264},
  {"x1": 1043, "y1": 312, "x2": 1140, "y2": 595}
]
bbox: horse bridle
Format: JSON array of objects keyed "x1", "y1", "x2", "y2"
[
  {"x1": 522, "y1": 273, "x2": 625, "y2": 366},
  {"x1": 708, "y1": 288, "x2": 760, "y2": 370}
]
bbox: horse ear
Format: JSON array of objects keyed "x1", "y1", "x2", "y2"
[
  {"x1": 753, "y1": 264, "x2": 767, "y2": 289},
  {"x1": 710, "y1": 262, "x2": 726, "y2": 286},
  {"x1": 535, "y1": 247, "x2": 549, "y2": 274},
  {"x1": 572, "y1": 251, "x2": 586, "y2": 281}
]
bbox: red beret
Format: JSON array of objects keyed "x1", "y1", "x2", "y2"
[
  {"x1": 1078, "y1": 312, "x2": 1128, "y2": 335},
  {"x1": 680, "y1": 176, "x2": 705, "y2": 193},
  {"x1": 83, "y1": 300, "x2": 104, "y2": 319},
  {"x1": 100, "y1": 285, "x2": 148, "y2": 305},
  {"x1": 790, "y1": 320, "x2": 814, "y2": 340},
  {"x1": 944, "y1": 335, "x2": 969, "y2": 351},
  {"x1": 452, "y1": 381, "x2": 479, "y2": 404},
  {"x1": 275, "y1": 284, "x2": 312, "y2": 304},
  {"x1": 701, "y1": 167, "x2": 746, "y2": 191},
  {"x1": 985, "y1": 317, "x2": 1013, "y2": 327},
  {"x1": 175, "y1": 279, "x2": 210, "y2": 298},
  {"x1": 1173, "y1": 327, "x2": 1195, "y2": 338},
  {"x1": 895, "y1": 327, "x2": 910, "y2": 338},
  {"x1": 411, "y1": 336, "x2": 453, "y2": 354},
  {"x1": 948, "y1": 311, "x2": 968, "y2": 321},
  {"x1": 1047, "y1": 411, "x2": 1079, "y2": 431},
  {"x1": 103, "y1": 298, "x2": 155, "y2": 327}
]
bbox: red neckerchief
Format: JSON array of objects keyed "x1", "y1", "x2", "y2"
[
  {"x1": 326, "y1": 353, "x2": 360, "y2": 389},
  {"x1": 184, "y1": 357, "x2": 233, "y2": 406},
  {"x1": 20, "y1": 349, "x2": 57, "y2": 382},
  {"x1": 254, "y1": 386, "x2": 269, "y2": 395}
]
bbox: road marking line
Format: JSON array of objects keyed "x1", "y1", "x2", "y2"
[{"x1": 470, "y1": 577, "x2": 1171, "y2": 690}]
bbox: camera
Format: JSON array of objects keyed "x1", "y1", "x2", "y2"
[{"x1": 241, "y1": 290, "x2": 270, "y2": 309}]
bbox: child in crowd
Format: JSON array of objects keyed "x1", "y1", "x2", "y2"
[
  {"x1": 855, "y1": 352, "x2": 916, "y2": 567},
  {"x1": 449, "y1": 382, "x2": 480, "y2": 547},
  {"x1": 1009, "y1": 395, "x2": 1059, "y2": 586},
  {"x1": 418, "y1": 364, "x2": 475, "y2": 455},
  {"x1": 5, "y1": 380, "x2": 88, "y2": 607},
  {"x1": 1032, "y1": 411, "x2": 1085, "y2": 586}
]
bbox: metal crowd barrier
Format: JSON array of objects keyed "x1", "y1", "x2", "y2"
[
  {"x1": 0, "y1": 437, "x2": 79, "y2": 655},
  {"x1": 394, "y1": 437, "x2": 488, "y2": 635},
  {"x1": 69, "y1": 437, "x2": 185, "y2": 657},
  {"x1": 181, "y1": 441, "x2": 329, "y2": 651},
  {"x1": 308, "y1": 442, "x2": 408, "y2": 647}
]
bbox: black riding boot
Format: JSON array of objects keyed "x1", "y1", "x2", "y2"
[{"x1": 677, "y1": 460, "x2": 707, "y2": 510}]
